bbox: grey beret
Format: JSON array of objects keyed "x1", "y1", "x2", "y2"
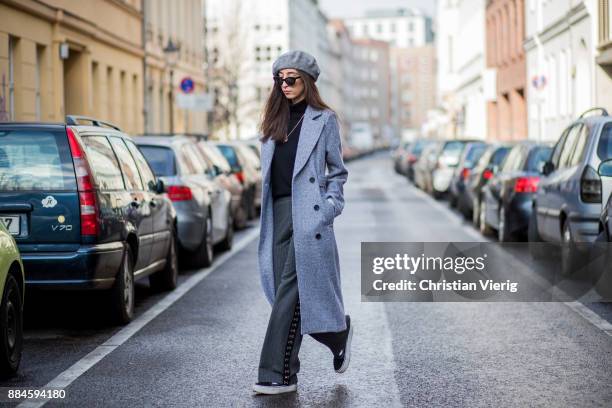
[{"x1": 272, "y1": 50, "x2": 320, "y2": 81}]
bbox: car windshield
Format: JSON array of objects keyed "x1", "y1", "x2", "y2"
[
  {"x1": 526, "y1": 146, "x2": 552, "y2": 172},
  {"x1": 464, "y1": 144, "x2": 487, "y2": 167},
  {"x1": 411, "y1": 140, "x2": 429, "y2": 155},
  {"x1": 138, "y1": 145, "x2": 177, "y2": 177},
  {"x1": 439, "y1": 141, "x2": 465, "y2": 166},
  {"x1": 216, "y1": 145, "x2": 240, "y2": 169},
  {"x1": 0, "y1": 129, "x2": 76, "y2": 191}
]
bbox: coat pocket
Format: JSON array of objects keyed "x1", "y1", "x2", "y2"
[{"x1": 320, "y1": 196, "x2": 335, "y2": 226}]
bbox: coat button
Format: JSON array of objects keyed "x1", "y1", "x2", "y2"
[
  {"x1": 314, "y1": 204, "x2": 319, "y2": 211},
  {"x1": 315, "y1": 233, "x2": 321, "y2": 240},
  {"x1": 309, "y1": 177, "x2": 315, "y2": 183}
]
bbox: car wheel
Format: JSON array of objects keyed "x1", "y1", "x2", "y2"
[
  {"x1": 218, "y1": 209, "x2": 234, "y2": 251},
  {"x1": 149, "y1": 224, "x2": 179, "y2": 292},
  {"x1": 594, "y1": 229, "x2": 612, "y2": 300},
  {"x1": 192, "y1": 209, "x2": 214, "y2": 268},
  {"x1": 110, "y1": 246, "x2": 135, "y2": 325},
  {"x1": 0, "y1": 273, "x2": 23, "y2": 378},
  {"x1": 498, "y1": 206, "x2": 512, "y2": 242},
  {"x1": 479, "y1": 199, "x2": 493, "y2": 236},
  {"x1": 449, "y1": 193, "x2": 458, "y2": 208},
  {"x1": 560, "y1": 221, "x2": 579, "y2": 277}
]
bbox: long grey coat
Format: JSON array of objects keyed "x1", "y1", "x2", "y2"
[{"x1": 258, "y1": 105, "x2": 349, "y2": 335}]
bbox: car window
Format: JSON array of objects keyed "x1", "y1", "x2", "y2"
[
  {"x1": 200, "y1": 144, "x2": 231, "y2": 172},
  {"x1": 81, "y1": 135, "x2": 125, "y2": 190},
  {"x1": 550, "y1": 128, "x2": 569, "y2": 168},
  {"x1": 526, "y1": 146, "x2": 553, "y2": 172},
  {"x1": 125, "y1": 140, "x2": 157, "y2": 191},
  {"x1": 187, "y1": 144, "x2": 212, "y2": 174},
  {"x1": 558, "y1": 124, "x2": 581, "y2": 169},
  {"x1": 464, "y1": 144, "x2": 486, "y2": 167},
  {"x1": 138, "y1": 145, "x2": 177, "y2": 177},
  {"x1": 181, "y1": 145, "x2": 205, "y2": 174},
  {"x1": 474, "y1": 149, "x2": 493, "y2": 172},
  {"x1": 217, "y1": 144, "x2": 240, "y2": 169},
  {"x1": 491, "y1": 147, "x2": 511, "y2": 166},
  {"x1": 0, "y1": 129, "x2": 76, "y2": 191},
  {"x1": 568, "y1": 124, "x2": 589, "y2": 167},
  {"x1": 501, "y1": 147, "x2": 521, "y2": 172},
  {"x1": 597, "y1": 123, "x2": 612, "y2": 161},
  {"x1": 109, "y1": 137, "x2": 143, "y2": 190}
]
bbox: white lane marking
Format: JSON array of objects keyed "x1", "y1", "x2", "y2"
[
  {"x1": 563, "y1": 301, "x2": 612, "y2": 338},
  {"x1": 405, "y1": 179, "x2": 612, "y2": 338},
  {"x1": 17, "y1": 227, "x2": 261, "y2": 408}
]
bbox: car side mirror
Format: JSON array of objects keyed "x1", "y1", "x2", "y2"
[
  {"x1": 542, "y1": 161, "x2": 554, "y2": 176},
  {"x1": 598, "y1": 159, "x2": 612, "y2": 177},
  {"x1": 212, "y1": 165, "x2": 221, "y2": 176},
  {"x1": 154, "y1": 178, "x2": 165, "y2": 194}
]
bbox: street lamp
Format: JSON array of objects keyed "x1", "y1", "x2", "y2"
[{"x1": 163, "y1": 39, "x2": 180, "y2": 134}]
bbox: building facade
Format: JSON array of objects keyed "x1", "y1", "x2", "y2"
[
  {"x1": 350, "y1": 38, "x2": 392, "y2": 147},
  {"x1": 486, "y1": 0, "x2": 527, "y2": 141},
  {"x1": 0, "y1": 0, "x2": 144, "y2": 133},
  {"x1": 596, "y1": 0, "x2": 612, "y2": 110},
  {"x1": 524, "y1": 0, "x2": 595, "y2": 142},
  {"x1": 436, "y1": 0, "x2": 488, "y2": 140},
  {"x1": 344, "y1": 8, "x2": 434, "y2": 48},
  {"x1": 143, "y1": 0, "x2": 206, "y2": 135},
  {"x1": 394, "y1": 46, "x2": 437, "y2": 135}
]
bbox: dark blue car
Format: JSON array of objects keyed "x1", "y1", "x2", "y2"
[{"x1": 0, "y1": 117, "x2": 177, "y2": 324}]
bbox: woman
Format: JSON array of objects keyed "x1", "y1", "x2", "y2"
[{"x1": 253, "y1": 50, "x2": 353, "y2": 395}]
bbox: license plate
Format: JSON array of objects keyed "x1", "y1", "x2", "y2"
[{"x1": 0, "y1": 216, "x2": 20, "y2": 236}]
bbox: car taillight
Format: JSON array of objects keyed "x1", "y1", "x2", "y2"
[
  {"x1": 67, "y1": 127, "x2": 99, "y2": 236},
  {"x1": 407, "y1": 154, "x2": 417, "y2": 164},
  {"x1": 235, "y1": 171, "x2": 245, "y2": 184},
  {"x1": 514, "y1": 176, "x2": 540, "y2": 193},
  {"x1": 167, "y1": 185, "x2": 193, "y2": 201},
  {"x1": 580, "y1": 166, "x2": 601, "y2": 203},
  {"x1": 461, "y1": 168, "x2": 470, "y2": 180},
  {"x1": 483, "y1": 168, "x2": 493, "y2": 180}
]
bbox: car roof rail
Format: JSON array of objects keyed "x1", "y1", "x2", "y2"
[
  {"x1": 65, "y1": 115, "x2": 122, "y2": 131},
  {"x1": 579, "y1": 107, "x2": 609, "y2": 118}
]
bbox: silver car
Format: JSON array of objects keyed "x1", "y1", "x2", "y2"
[
  {"x1": 529, "y1": 108, "x2": 612, "y2": 276},
  {"x1": 134, "y1": 136, "x2": 233, "y2": 268}
]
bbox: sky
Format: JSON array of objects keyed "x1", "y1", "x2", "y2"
[{"x1": 318, "y1": 0, "x2": 436, "y2": 19}]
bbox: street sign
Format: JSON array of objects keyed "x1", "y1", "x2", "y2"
[
  {"x1": 180, "y1": 77, "x2": 195, "y2": 94},
  {"x1": 176, "y1": 93, "x2": 213, "y2": 112}
]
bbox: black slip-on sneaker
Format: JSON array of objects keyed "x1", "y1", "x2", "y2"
[
  {"x1": 252, "y1": 382, "x2": 297, "y2": 395},
  {"x1": 333, "y1": 315, "x2": 353, "y2": 373}
]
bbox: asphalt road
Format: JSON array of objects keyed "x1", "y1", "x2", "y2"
[{"x1": 2, "y1": 151, "x2": 611, "y2": 407}]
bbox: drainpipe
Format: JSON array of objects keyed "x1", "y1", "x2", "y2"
[{"x1": 141, "y1": 0, "x2": 149, "y2": 134}]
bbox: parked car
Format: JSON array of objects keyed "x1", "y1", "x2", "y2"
[
  {"x1": 0, "y1": 117, "x2": 178, "y2": 324},
  {"x1": 403, "y1": 139, "x2": 433, "y2": 182},
  {"x1": 134, "y1": 136, "x2": 233, "y2": 267},
  {"x1": 431, "y1": 139, "x2": 476, "y2": 198},
  {"x1": 595, "y1": 157, "x2": 612, "y2": 298},
  {"x1": 242, "y1": 138, "x2": 261, "y2": 160},
  {"x1": 214, "y1": 142, "x2": 261, "y2": 220},
  {"x1": 392, "y1": 141, "x2": 411, "y2": 175},
  {"x1": 480, "y1": 142, "x2": 552, "y2": 241},
  {"x1": 413, "y1": 141, "x2": 442, "y2": 193},
  {"x1": 196, "y1": 141, "x2": 249, "y2": 230},
  {"x1": 529, "y1": 108, "x2": 612, "y2": 276},
  {"x1": 466, "y1": 144, "x2": 513, "y2": 227},
  {"x1": 449, "y1": 141, "x2": 487, "y2": 208},
  {"x1": 0, "y1": 222, "x2": 24, "y2": 378}
]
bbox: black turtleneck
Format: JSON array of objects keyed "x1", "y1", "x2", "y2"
[{"x1": 271, "y1": 99, "x2": 308, "y2": 199}]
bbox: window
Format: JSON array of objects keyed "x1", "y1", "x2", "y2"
[
  {"x1": 0, "y1": 130, "x2": 76, "y2": 191},
  {"x1": 526, "y1": 146, "x2": 553, "y2": 172},
  {"x1": 81, "y1": 136, "x2": 125, "y2": 190},
  {"x1": 569, "y1": 125, "x2": 589, "y2": 166},
  {"x1": 138, "y1": 145, "x2": 176, "y2": 177},
  {"x1": 501, "y1": 146, "x2": 522, "y2": 172},
  {"x1": 179, "y1": 146, "x2": 198, "y2": 174},
  {"x1": 598, "y1": 123, "x2": 612, "y2": 160},
  {"x1": 550, "y1": 128, "x2": 568, "y2": 168},
  {"x1": 184, "y1": 144, "x2": 208, "y2": 174},
  {"x1": 125, "y1": 140, "x2": 156, "y2": 191},
  {"x1": 109, "y1": 137, "x2": 143, "y2": 190},
  {"x1": 558, "y1": 124, "x2": 581, "y2": 169}
]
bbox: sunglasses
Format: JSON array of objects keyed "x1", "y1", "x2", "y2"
[{"x1": 273, "y1": 76, "x2": 301, "y2": 86}]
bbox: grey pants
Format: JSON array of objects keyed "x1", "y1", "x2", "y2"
[{"x1": 258, "y1": 195, "x2": 347, "y2": 385}]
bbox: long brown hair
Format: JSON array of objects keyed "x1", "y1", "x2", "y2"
[{"x1": 259, "y1": 69, "x2": 332, "y2": 143}]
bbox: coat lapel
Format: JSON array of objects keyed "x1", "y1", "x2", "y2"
[
  {"x1": 260, "y1": 104, "x2": 325, "y2": 184},
  {"x1": 292, "y1": 104, "x2": 325, "y2": 181}
]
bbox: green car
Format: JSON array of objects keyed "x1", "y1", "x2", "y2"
[{"x1": 0, "y1": 222, "x2": 24, "y2": 377}]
